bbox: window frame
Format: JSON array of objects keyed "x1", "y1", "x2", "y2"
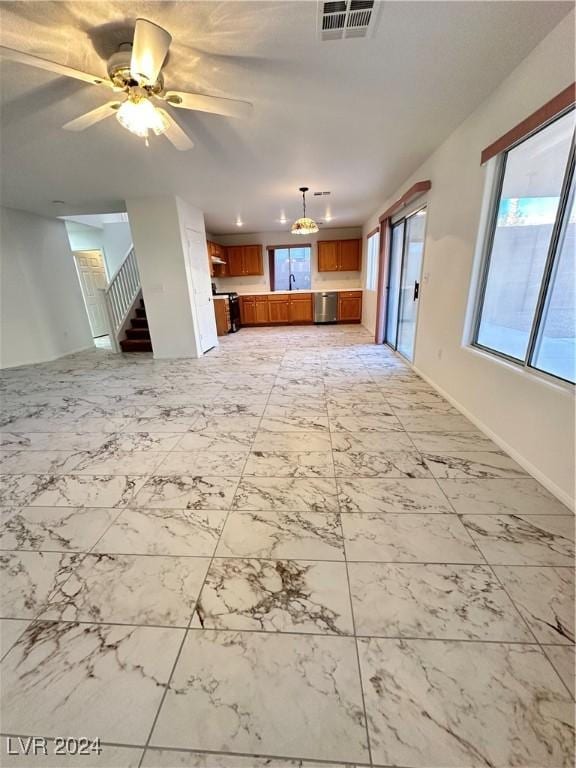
[
  {"x1": 267, "y1": 244, "x2": 312, "y2": 292},
  {"x1": 472, "y1": 108, "x2": 576, "y2": 385}
]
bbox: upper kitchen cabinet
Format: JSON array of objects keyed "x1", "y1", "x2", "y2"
[
  {"x1": 226, "y1": 246, "x2": 244, "y2": 276},
  {"x1": 208, "y1": 241, "x2": 228, "y2": 277},
  {"x1": 222, "y1": 244, "x2": 264, "y2": 277},
  {"x1": 317, "y1": 239, "x2": 362, "y2": 272},
  {"x1": 207, "y1": 240, "x2": 226, "y2": 277},
  {"x1": 242, "y1": 245, "x2": 263, "y2": 275},
  {"x1": 317, "y1": 240, "x2": 339, "y2": 271}
]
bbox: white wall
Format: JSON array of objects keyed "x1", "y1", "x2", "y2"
[
  {"x1": 211, "y1": 227, "x2": 363, "y2": 293},
  {"x1": 101, "y1": 222, "x2": 133, "y2": 276},
  {"x1": 0, "y1": 207, "x2": 93, "y2": 368},
  {"x1": 65, "y1": 220, "x2": 133, "y2": 278},
  {"x1": 65, "y1": 221, "x2": 103, "y2": 253},
  {"x1": 126, "y1": 195, "x2": 204, "y2": 359},
  {"x1": 362, "y1": 12, "x2": 575, "y2": 505}
]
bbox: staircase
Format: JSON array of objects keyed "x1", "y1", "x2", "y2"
[
  {"x1": 100, "y1": 245, "x2": 153, "y2": 354},
  {"x1": 120, "y1": 298, "x2": 152, "y2": 352}
]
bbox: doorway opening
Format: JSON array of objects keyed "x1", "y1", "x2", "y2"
[
  {"x1": 72, "y1": 250, "x2": 111, "y2": 349},
  {"x1": 384, "y1": 206, "x2": 427, "y2": 361}
]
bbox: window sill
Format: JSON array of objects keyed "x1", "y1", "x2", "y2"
[{"x1": 465, "y1": 343, "x2": 575, "y2": 393}]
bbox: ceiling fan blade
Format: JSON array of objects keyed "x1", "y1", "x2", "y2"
[
  {"x1": 0, "y1": 46, "x2": 109, "y2": 87},
  {"x1": 164, "y1": 90, "x2": 253, "y2": 119},
  {"x1": 62, "y1": 101, "x2": 121, "y2": 132},
  {"x1": 130, "y1": 18, "x2": 171, "y2": 85},
  {"x1": 158, "y1": 109, "x2": 194, "y2": 151}
]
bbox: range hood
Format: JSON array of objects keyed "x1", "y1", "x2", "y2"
[{"x1": 211, "y1": 256, "x2": 226, "y2": 264}]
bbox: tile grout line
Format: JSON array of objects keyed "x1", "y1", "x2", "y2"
[
  {"x1": 482, "y1": 557, "x2": 576, "y2": 701},
  {"x1": 137, "y1": 334, "x2": 283, "y2": 765},
  {"x1": 327, "y1": 354, "x2": 375, "y2": 768},
  {"x1": 442, "y1": 474, "x2": 576, "y2": 701},
  {"x1": 0, "y1": 731, "x2": 378, "y2": 768},
  {"x1": 4, "y1": 614, "x2": 571, "y2": 644},
  {"x1": 136, "y1": 491, "x2": 234, "y2": 765}
]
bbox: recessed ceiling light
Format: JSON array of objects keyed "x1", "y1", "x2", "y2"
[
  {"x1": 279, "y1": 214, "x2": 287, "y2": 225},
  {"x1": 236, "y1": 218, "x2": 243, "y2": 227}
]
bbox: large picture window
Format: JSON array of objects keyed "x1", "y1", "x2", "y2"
[{"x1": 474, "y1": 109, "x2": 575, "y2": 384}]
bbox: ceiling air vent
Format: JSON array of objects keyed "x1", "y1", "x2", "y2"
[{"x1": 318, "y1": 0, "x2": 377, "y2": 41}]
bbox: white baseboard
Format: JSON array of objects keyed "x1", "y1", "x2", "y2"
[
  {"x1": 0, "y1": 344, "x2": 95, "y2": 370},
  {"x1": 409, "y1": 362, "x2": 575, "y2": 511}
]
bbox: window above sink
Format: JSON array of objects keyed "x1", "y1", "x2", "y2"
[{"x1": 268, "y1": 245, "x2": 312, "y2": 291}]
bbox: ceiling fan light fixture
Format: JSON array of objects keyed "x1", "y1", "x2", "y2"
[
  {"x1": 291, "y1": 187, "x2": 319, "y2": 235},
  {"x1": 116, "y1": 94, "x2": 169, "y2": 140}
]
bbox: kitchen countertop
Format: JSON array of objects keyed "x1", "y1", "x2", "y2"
[{"x1": 234, "y1": 288, "x2": 363, "y2": 296}]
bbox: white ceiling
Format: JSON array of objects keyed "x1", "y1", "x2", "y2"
[{"x1": 0, "y1": 1, "x2": 571, "y2": 234}]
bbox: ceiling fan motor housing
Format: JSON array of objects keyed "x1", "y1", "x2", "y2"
[{"x1": 107, "y1": 45, "x2": 164, "y2": 94}]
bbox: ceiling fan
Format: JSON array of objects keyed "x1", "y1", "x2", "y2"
[{"x1": 0, "y1": 18, "x2": 253, "y2": 151}]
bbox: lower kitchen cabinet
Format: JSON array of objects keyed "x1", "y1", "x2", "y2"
[
  {"x1": 269, "y1": 294, "x2": 291, "y2": 323},
  {"x1": 213, "y1": 297, "x2": 231, "y2": 336},
  {"x1": 239, "y1": 296, "x2": 256, "y2": 325},
  {"x1": 337, "y1": 291, "x2": 363, "y2": 322},
  {"x1": 240, "y1": 292, "x2": 360, "y2": 326},
  {"x1": 254, "y1": 295, "x2": 270, "y2": 324},
  {"x1": 290, "y1": 294, "x2": 314, "y2": 322}
]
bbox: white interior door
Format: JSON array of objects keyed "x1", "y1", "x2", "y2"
[
  {"x1": 73, "y1": 250, "x2": 109, "y2": 337},
  {"x1": 186, "y1": 228, "x2": 218, "y2": 354}
]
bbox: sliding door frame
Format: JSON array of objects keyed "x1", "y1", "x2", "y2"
[
  {"x1": 374, "y1": 180, "x2": 432, "y2": 345},
  {"x1": 385, "y1": 204, "x2": 428, "y2": 361}
]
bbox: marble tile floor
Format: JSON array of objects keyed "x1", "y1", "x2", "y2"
[{"x1": 0, "y1": 325, "x2": 574, "y2": 768}]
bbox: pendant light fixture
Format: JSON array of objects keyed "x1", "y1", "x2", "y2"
[{"x1": 291, "y1": 186, "x2": 319, "y2": 235}]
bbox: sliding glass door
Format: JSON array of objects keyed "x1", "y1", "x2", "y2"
[
  {"x1": 385, "y1": 207, "x2": 427, "y2": 361},
  {"x1": 385, "y1": 221, "x2": 404, "y2": 346}
]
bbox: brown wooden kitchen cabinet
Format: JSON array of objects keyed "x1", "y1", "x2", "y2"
[
  {"x1": 337, "y1": 290, "x2": 363, "y2": 322},
  {"x1": 213, "y1": 297, "x2": 231, "y2": 336},
  {"x1": 239, "y1": 293, "x2": 314, "y2": 326},
  {"x1": 317, "y1": 239, "x2": 361, "y2": 272},
  {"x1": 206, "y1": 240, "x2": 226, "y2": 277},
  {"x1": 225, "y1": 245, "x2": 263, "y2": 277},
  {"x1": 254, "y1": 295, "x2": 270, "y2": 324},
  {"x1": 243, "y1": 245, "x2": 263, "y2": 275},
  {"x1": 289, "y1": 293, "x2": 313, "y2": 322},
  {"x1": 317, "y1": 241, "x2": 339, "y2": 272},
  {"x1": 269, "y1": 294, "x2": 290, "y2": 323},
  {"x1": 239, "y1": 296, "x2": 256, "y2": 325}
]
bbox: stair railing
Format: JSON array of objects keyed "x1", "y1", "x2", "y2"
[{"x1": 99, "y1": 245, "x2": 141, "y2": 353}]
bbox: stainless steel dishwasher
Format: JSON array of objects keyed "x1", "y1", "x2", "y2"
[{"x1": 314, "y1": 291, "x2": 338, "y2": 323}]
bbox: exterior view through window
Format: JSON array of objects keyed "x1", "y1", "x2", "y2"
[
  {"x1": 271, "y1": 246, "x2": 311, "y2": 291},
  {"x1": 474, "y1": 110, "x2": 575, "y2": 383},
  {"x1": 365, "y1": 231, "x2": 380, "y2": 290}
]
